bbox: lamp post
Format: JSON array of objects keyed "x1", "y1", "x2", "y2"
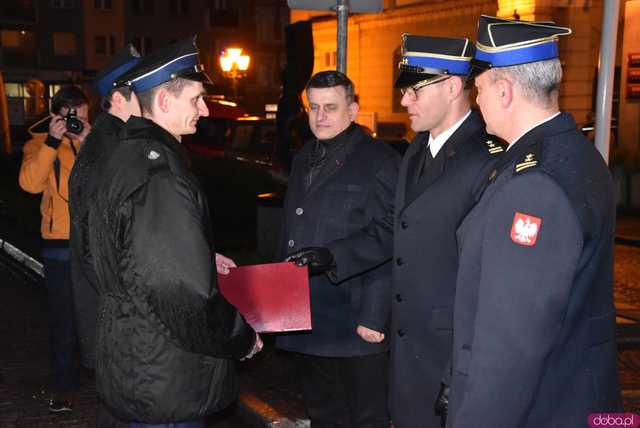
[{"x1": 219, "y1": 48, "x2": 250, "y2": 101}]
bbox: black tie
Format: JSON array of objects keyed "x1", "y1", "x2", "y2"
[{"x1": 417, "y1": 143, "x2": 434, "y2": 180}]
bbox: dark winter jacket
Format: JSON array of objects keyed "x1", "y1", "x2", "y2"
[
  {"x1": 69, "y1": 112, "x2": 123, "y2": 369},
  {"x1": 88, "y1": 116, "x2": 255, "y2": 423}
]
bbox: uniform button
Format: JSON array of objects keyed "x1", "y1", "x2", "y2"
[
  {"x1": 288, "y1": 239, "x2": 295, "y2": 247},
  {"x1": 295, "y1": 207, "x2": 304, "y2": 215},
  {"x1": 396, "y1": 257, "x2": 404, "y2": 266},
  {"x1": 395, "y1": 293, "x2": 403, "y2": 302},
  {"x1": 397, "y1": 329, "x2": 406, "y2": 337},
  {"x1": 401, "y1": 221, "x2": 408, "y2": 229}
]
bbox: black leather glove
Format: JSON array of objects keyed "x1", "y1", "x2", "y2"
[
  {"x1": 434, "y1": 382, "x2": 449, "y2": 428},
  {"x1": 285, "y1": 247, "x2": 335, "y2": 275}
]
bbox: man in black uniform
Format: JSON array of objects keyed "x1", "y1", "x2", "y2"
[
  {"x1": 287, "y1": 36, "x2": 503, "y2": 428},
  {"x1": 69, "y1": 44, "x2": 141, "y2": 373},
  {"x1": 446, "y1": 16, "x2": 622, "y2": 427},
  {"x1": 277, "y1": 70, "x2": 399, "y2": 427},
  {"x1": 88, "y1": 37, "x2": 261, "y2": 428},
  {"x1": 68, "y1": 44, "x2": 141, "y2": 428}
]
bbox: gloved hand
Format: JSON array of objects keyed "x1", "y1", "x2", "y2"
[
  {"x1": 285, "y1": 247, "x2": 335, "y2": 275},
  {"x1": 434, "y1": 382, "x2": 449, "y2": 428}
]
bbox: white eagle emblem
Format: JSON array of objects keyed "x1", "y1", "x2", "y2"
[
  {"x1": 514, "y1": 218, "x2": 538, "y2": 244},
  {"x1": 510, "y1": 212, "x2": 542, "y2": 246}
]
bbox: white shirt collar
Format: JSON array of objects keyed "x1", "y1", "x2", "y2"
[
  {"x1": 427, "y1": 110, "x2": 472, "y2": 157},
  {"x1": 507, "y1": 111, "x2": 561, "y2": 150}
]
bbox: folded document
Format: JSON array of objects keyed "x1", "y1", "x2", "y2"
[{"x1": 218, "y1": 262, "x2": 311, "y2": 333}]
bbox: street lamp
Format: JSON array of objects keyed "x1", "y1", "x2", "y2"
[{"x1": 219, "y1": 48, "x2": 250, "y2": 101}]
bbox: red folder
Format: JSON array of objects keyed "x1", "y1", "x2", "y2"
[{"x1": 218, "y1": 262, "x2": 311, "y2": 333}]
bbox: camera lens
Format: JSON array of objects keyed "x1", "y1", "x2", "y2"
[{"x1": 66, "y1": 117, "x2": 84, "y2": 134}]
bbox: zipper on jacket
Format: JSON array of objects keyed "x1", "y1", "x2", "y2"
[{"x1": 49, "y1": 197, "x2": 54, "y2": 233}]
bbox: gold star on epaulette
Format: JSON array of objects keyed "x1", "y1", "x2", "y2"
[
  {"x1": 515, "y1": 152, "x2": 538, "y2": 173},
  {"x1": 485, "y1": 140, "x2": 504, "y2": 155}
]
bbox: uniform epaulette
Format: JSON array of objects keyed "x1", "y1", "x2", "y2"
[
  {"x1": 514, "y1": 142, "x2": 542, "y2": 174},
  {"x1": 484, "y1": 139, "x2": 505, "y2": 155}
]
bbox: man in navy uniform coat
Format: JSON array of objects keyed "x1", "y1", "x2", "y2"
[
  {"x1": 277, "y1": 70, "x2": 399, "y2": 427},
  {"x1": 287, "y1": 36, "x2": 503, "y2": 427},
  {"x1": 446, "y1": 16, "x2": 622, "y2": 428}
]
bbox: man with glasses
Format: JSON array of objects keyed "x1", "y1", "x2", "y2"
[{"x1": 287, "y1": 35, "x2": 503, "y2": 427}]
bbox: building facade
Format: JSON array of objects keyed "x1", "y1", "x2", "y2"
[{"x1": 1, "y1": 0, "x2": 87, "y2": 131}]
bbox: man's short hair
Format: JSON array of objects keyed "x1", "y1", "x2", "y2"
[
  {"x1": 51, "y1": 85, "x2": 89, "y2": 115},
  {"x1": 100, "y1": 86, "x2": 133, "y2": 112},
  {"x1": 306, "y1": 70, "x2": 356, "y2": 104},
  {"x1": 136, "y1": 78, "x2": 192, "y2": 115},
  {"x1": 491, "y1": 58, "x2": 562, "y2": 108}
]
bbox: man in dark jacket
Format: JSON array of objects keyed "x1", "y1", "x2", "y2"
[
  {"x1": 88, "y1": 37, "x2": 261, "y2": 427},
  {"x1": 68, "y1": 44, "x2": 141, "y2": 428},
  {"x1": 69, "y1": 44, "x2": 141, "y2": 373},
  {"x1": 287, "y1": 36, "x2": 503, "y2": 428},
  {"x1": 278, "y1": 70, "x2": 399, "y2": 427},
  {"x1": 446, "y1": 16, "x2": 622, "y2": 427}
]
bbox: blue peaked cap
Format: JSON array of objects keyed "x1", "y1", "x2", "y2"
[
  {"x1": 117, "y1": 36, "x2": 212, "y2": 93},
  {"x1": 94, "y1": 44, "x2": 141, "y2": 97},
  {"x1": 471, "y1": 15, "x2": 571, "y2": 75},
  {"x1": 396, "y1": 34, "x2": 474, "y2": 88}
]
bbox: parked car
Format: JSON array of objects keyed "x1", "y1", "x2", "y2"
[{"x1": 183, "y1": 99, "x2": 290, "y2": 183}]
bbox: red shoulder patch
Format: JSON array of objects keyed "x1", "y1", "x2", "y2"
[{"x1": 510, "y1": 212, "x2": 542, "y2": 246}]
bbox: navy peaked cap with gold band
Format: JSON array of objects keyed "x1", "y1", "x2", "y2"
[
  {"x1": 94, "y1": 44, "x2": 141, "y2": 97},
  {"x1": 117, "y1": 36, "x2": 212, "y2": 93},
  {"x1": 395, "y1": 34, "x2": 474, "y2": 88},
  {"x1": 472, "y1": 15, "x2": 571, "y2": 72}
]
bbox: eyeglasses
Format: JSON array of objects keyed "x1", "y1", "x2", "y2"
[{"x1": 400, "y1": 76, "x2": 451, "y2": 101}]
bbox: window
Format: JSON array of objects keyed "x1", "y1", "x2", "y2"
[
  {"x1": 1, "y1": 2, "x2": 36, "y2": 20},
  {"x1": 49, "y1": 84, "x2": 64, "y2": 98},
  {"x1": 256, "y1": 8, "x2": 273, "y2": 43},
  {"x1": 53, "y1": 32, "x2": 76, "y2": 55},
  {"x1": 210, "y1": 0, "x2": 238, "y2": 26},
  {"x1": 132, "y1": 0, "x2": 153, "y2": 15},
  {"x1": 94, "y1": 35, "x2": 115, "y2": 56},
  {"x1": 322, "y1": 51, "x2": 336, "y2": 68},
  {"x1": 0, "y1": 30, "x2": 36, "y2": 66},
  {"x1": 95, "y1": 36, "x2": 106, "y2": 55},
  {"x1": 94, "y1": 0, "x2": 112, "y2": 10},
  {"x1": 170, "y1": 0, "x2": 189, "y2": 14},
  {"x1": 132, "y1": 36, "x2": 152, "y2": 55},
  {"x1": 1, "y1": 30, "x2": 24, "y2": 48},
  {"x1": 50, "y1": 0, "x2": 74, "y2": 8},
  {"x1": 4, "y1": 83, "x2": 31, "y2": 98},
  {"x1": 213, "y1": 0, "x2": 230, "y2": 10}
]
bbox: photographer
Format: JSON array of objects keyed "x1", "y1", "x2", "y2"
[{"x1": 19, "y1": 85, "x2": 91, "y2": 414}]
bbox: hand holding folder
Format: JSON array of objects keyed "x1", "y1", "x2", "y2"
[{"x1": 218, "y1": 262, "x2": 312, "y2": 333}]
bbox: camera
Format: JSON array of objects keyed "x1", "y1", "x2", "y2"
[{"x1": 64, "y1": 108, "x2": 84, "y2": 135}]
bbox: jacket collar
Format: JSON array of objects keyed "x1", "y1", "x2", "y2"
[
  {"x1": 121, "y1": 116, "x2": 190, "y2": 165},
  {"x1": 299, "y1": 123, "x2": 367, "y2": 199}
]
